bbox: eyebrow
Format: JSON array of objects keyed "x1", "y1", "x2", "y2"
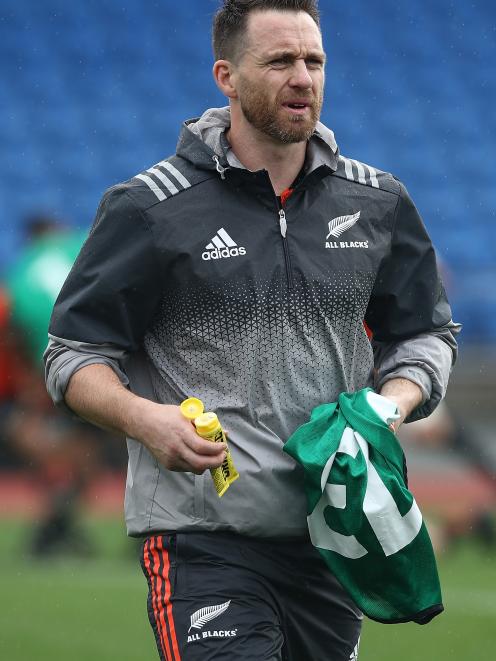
[{"x1": 265, "y1": 50, "x2": 326, "y2": 62}]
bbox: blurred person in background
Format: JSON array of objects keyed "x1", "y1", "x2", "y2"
[
  {"x1": 44, "y1": 0, "x2": 460, "y2": 659},
  {"x1": 399, "y1": 401, "x2": 496, "y2": 551},
  {"x1": 2, "y1": 216, "x2": 103, "y2": 557},
  {"x1": 0, "y1": 287, "x2": 25, "y2": 467},
  {"x1": 397, "y1": 255, "x2": 495, "y2": 553}
]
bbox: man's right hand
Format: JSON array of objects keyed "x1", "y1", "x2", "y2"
[
  {"x1": 128, "y1": 399, "x2": 227, "y2": 475},
  {"x1": 65, "y1": 364, "x2": 226, "y2": 475}
]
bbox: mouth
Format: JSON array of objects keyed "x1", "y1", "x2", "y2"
[{"x1": 282, "y1": 101, "x2": 312, "y2": 115}]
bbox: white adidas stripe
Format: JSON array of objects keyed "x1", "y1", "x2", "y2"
[
  {"x1": 217, "y1": 228, "x2": 237, "y2": 247},
  {"x1": 351, "y1": 159, "x2": 367, "y2": 185},
  {"x1": 157, "y1": 161, "x2": 191, "y2": 189},
  {"x1": 205, "y1": 228, "x2": 237, "y2": 250},
  {"x1": 367, "y1": 165, "x2": 379, "y2": 188},
  {"x1": 211, "y1": 236, "x2": 226, "y2": 249},
  {"x1": 340, "y1": 156, "x2": 380, "y2": 189},
  {"x1": 134, "y1": 160, "x2": 191, "y2": 200},
  {"x1": 342, "y1": 156, "x2": 354, "y2": 181},
  {"x1": 146, "y1": 167, "x2": 179, "y2": 195},
  {"x1": 134, "y1": 173, "x2": 166, "y2": 201}
]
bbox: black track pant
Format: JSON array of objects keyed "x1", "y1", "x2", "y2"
[{"x1": 141, "y1": 531, "x2": 362, "y2": 661}]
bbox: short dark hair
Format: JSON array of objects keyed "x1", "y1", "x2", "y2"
[{"x1": 213, "y1": 0, "x2": 321, "y2": 62}]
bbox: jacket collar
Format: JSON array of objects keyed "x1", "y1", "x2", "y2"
[{"x1": 176, "y1": 106, "x2": 340, "y2": 175}]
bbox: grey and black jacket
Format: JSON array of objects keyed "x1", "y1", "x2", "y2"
[{"x1": 45, "y1": 107, "x2": 459, "y2": 538}]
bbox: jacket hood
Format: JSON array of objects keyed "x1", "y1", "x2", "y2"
[{"x1": 176, "y1": 106, "x2": 340, "y2": 175}]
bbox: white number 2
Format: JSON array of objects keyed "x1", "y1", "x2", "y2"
[{"x1": 308, "y1": 427, "x2": 422, "y2": 559}]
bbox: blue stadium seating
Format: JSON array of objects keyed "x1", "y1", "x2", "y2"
[{"x1": 0, "y1": 0, "x2": 494, "y2": 340}]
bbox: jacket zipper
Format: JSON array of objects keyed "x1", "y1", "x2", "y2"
[{"x1": 277, "y1": 203, "x2": 294, "y2": 290}]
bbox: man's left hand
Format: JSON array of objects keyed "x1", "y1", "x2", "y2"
[{"x1": 379, "y1": 378, "x2": 423, "y2": 432}]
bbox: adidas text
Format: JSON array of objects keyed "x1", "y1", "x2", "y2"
[
  {"x1": 202, "y1": 247, "x2": 247, "y2": 261},
  {"x1": 326, "y1": 241, "x2": 369, "y2": 249}
]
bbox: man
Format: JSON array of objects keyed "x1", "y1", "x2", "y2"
[{"x1": 45, "y1": 1, "x2": 459, "y2": 659}]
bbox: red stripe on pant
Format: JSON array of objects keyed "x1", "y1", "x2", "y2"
[
  {"x1": 144, "y1": 538, "x2": 171, "y2": 660},
  {"x1": 156, "y1": 536, "x2": 181, "y2": 661},
  {"x1": 145, "y1": 536, "x2": 182, "y2": 661}
]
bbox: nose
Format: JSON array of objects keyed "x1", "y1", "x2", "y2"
[{"x1": 289, "y1": 59, "x2": 313, "y2": 89}]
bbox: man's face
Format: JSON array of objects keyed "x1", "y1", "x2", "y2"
[{"x1": 232, "y1": 10, "x2": 326, "y2": 144}]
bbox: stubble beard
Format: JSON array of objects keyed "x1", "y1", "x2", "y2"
[{"x1": 238, "y1": 80, "x2": 323, "y2": 144}]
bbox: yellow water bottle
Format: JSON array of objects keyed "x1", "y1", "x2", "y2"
[{"x1": 180, "y1": 398, "x2": 239, "y2": 497}]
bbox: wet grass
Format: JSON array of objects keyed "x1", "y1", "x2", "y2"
[{"x1": 0, "y1": 518, "x2": 493, "y2": 660}]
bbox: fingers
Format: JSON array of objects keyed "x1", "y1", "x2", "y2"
[
  {"x1": 176, "y1": 410, "x2": 227, "y2": 455},
  {"x1": 142, "y1": 404, "x2": 228, "y2": 474},
  {"x1": 183, "y1": 429, "x2": 227, "y2": 456},
  {"x1": 170, "y1": 418, "x2": 227, "y2": 472},
  {"x1": 175, "y1": 445, "x2": 226, "y2": 475}
]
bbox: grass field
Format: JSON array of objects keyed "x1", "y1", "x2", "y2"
[{"x1": 0, "y1": 517, "x2": 494, "y2": 660}]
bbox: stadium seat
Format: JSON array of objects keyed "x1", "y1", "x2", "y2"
[{"x1": 0, "y1": 0, "x2": 494, "y2": 340}]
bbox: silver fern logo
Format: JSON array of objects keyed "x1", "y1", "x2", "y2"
[
  {"x1": 326, "y1": 211, "x2": 361, "y2": 239},
  {"x1": 325, "y1": 211, "x2": 368, "y2": 249},
  {"x1": 188, "y1": 600, "x2": 231, "y2": 632}
]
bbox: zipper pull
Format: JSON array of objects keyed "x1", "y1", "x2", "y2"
[
  {"x1": 212, "y1": 155, "x2": 227, "y2": 180},
  {"x1": 279, "y1": 208, "x2": 287, "y2": 238}
]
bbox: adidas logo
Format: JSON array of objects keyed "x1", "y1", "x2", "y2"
[{"x1": 202, "y1": 228, "x2": 246, "y2": 261}]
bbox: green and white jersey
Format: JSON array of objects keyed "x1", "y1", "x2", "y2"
[{"x1": 285, "y1": 387, "x2": 443, "y2": 624}]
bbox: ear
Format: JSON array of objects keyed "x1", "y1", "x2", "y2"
[{"x1": 213, "y1": 60, "x2": 238, "y2": 100}]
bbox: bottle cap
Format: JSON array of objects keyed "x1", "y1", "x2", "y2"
[
  {"x1": 194, "y1": 412, "x2": 220, "y2": 435},
  {"x1": 180, "y1": 397, "x2": 205, "y2": 420}
]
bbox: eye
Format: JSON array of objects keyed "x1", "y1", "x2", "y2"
[
  {"x1": 306, "y1": 58, "x2": 324, "y2": 69},
  {"x1": 269, "y1": 58, "x2": 289, "y2": 68}
]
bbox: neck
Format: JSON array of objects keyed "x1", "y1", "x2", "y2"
[{"x1": 227, "y1": 113, "x2": 307, "y2": 196}]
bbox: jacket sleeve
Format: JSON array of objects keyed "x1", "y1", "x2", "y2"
[
  {"x1": 365, "y1": 181, "x2": 461, "y2": 422},
  {"x1": 44, "y1": 185, "x2": 163, "y2": 406}
]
